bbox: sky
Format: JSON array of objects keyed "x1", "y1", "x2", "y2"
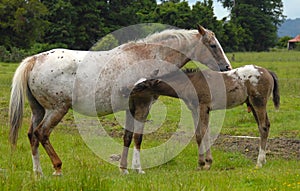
[{"x1": 187, "y1": 0, "x2": 300, "y2": 20}]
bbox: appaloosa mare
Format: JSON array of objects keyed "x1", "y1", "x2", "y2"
[
  {"x1": 9, "y1": 25, "x2": 232, "y2": 176},
  {"x1": 129, "y1": 65, "x2": 280, "y2": 170}
]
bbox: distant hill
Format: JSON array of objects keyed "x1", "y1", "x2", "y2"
[{"x1": 278, "y1": 18, "x2": 300, "y2": 37}]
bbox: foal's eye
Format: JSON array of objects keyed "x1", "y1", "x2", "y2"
[{"x1": 210, "y1": 44, "x2": 217, "y2": 49}]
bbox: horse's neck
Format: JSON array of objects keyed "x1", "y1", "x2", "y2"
[
  {"x1": 158, "y1": 38, "x2": 197, "y2": 58},
  {"x1": 122, "y1": 43, "x2": 190, "y2": 68}
]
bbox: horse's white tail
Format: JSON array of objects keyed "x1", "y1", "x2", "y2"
[{"x1": 9, "y1": 56, "x2": 36, "y2": 146}]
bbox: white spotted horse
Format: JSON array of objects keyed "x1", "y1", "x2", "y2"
[{"x1": 9, "y1": 25, "x2": 232, "y2": 176}]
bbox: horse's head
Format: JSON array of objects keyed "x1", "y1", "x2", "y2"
[{"x1": 193, "y1": 25, "x2": 232, "y2": 71}]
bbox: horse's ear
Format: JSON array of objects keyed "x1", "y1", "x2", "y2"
[
  {"x1": 150, "y1": 69, "x2": 159, "y2": 78},
  {"x1": 197, "y1": 24, "x2": 206, "y2": 36}
]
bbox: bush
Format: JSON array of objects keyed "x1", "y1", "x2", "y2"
[
  {"x1": 0, "y1": 43, "x2": 68, "y2": 63},
  {"x1": 27, "y1": 43, "x2": 68, "y2": 55},
  {"x1": 294, "y1": 42, "x2": 300, "y2": 51},
  {"x1": 0, "y1": 46, "x2": 28, "y2": 62}
]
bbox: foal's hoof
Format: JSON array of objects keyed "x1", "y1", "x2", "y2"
[
  {"x1": 52, "y1": 170, "x2": 62, "y2": 176},
  {"x1": 197, "y1": 165, "x2": 211, "y2": 171}
]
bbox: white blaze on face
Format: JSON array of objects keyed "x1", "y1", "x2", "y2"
[
  {"x1": 227, "y1": 65, "x2": 261, "y2": 86},
  {"x1": 215, "y1": 37, "x2": 232, "y2": 70}
]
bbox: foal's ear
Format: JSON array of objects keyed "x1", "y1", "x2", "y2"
[
  {"x1": 197, "y1": 24, "x2": 206, "y2": 36},
  {"x1": 152, "y1": 79, "x2": 161, "y2": 86}
]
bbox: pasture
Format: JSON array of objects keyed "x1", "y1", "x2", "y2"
[{"x1": 0, "y1": 51, "x2": 299, "y2": 190}]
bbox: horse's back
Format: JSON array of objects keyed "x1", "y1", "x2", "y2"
[{"x1": 27, "y1": 49, "x2": 107, "y2": 110}]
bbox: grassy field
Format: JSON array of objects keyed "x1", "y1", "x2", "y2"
[{"x1": 0, "y1": 51, "x2": 299, "y2": 190}]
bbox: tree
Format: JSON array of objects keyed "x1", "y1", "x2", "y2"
[
  {"x1": 41, "y1": 0, "x2": 76, "y2": 48},
  {"x1": 276, "y1": 36, "x2": 292, "y2": 49},
  {"x1": 150, "y1": 1, "x2": 193, "y2": 29},
  {"x1": 218, "y1": 0, "x2": 286, "y2": 51},
  {"x1": 0, "y1": 0, "x2": 48, "y2": 49},
  {"x1": 42, "y1": 0, "x2": 108, "y2": 50},
  {"x1": 191, "y1": 0, "x2": 217, "y2": 29}
]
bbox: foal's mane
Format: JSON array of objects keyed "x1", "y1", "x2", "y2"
[
  {"x1": 153, "y1": 68, "x2": 201, "y2": 81},
  {"x1": 182, "y1": 68, "x2": 201, "y2": 74}
]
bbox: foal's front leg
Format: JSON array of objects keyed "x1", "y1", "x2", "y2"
[
  {"x1": 194, "y1": 105, "x2": 212, "y2": 170},
  {"x1": 131, "y1": 98, "x2": 153, "y2": 174},
  {"x1": 119, "y1": 97, "x2": 152, "y2": 174}
]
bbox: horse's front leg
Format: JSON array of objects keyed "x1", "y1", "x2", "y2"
[{"x1": 120, "y1": 110, "x2": 134, "y2": 174}]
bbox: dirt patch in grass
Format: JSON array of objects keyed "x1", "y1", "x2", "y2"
[{"x1": 214, "y1": 135, "x2": 300, "y2": 161}]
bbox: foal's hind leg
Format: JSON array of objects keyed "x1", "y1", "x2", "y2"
[
  {"x1": 249, "y1": 103, "x2": 270, "y2": 168},
  {"x1": 34, "y1": 107, "x2": 69, "y2": 175}
]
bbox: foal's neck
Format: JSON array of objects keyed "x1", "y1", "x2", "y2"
[{"x1": 152, "y1": 81, "x2": 180, "y2": 98}]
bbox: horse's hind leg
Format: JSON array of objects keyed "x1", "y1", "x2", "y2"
[
  {"x1": 27, "y1": 89, "x2": 45, "y2": 176},
  {"x1": 34, "y1": 107, "x2": 69, "y2": 176}
]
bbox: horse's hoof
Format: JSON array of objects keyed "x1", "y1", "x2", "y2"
[
  {"x1": 33, "y1": 170, "x2": 43, "y2": 178},
  {"x1": 120, "y1": 168, "x2": 129, "y2": 175},
  {"x1": 255, "y1": 164, "x2": 263, "y2": 169}
]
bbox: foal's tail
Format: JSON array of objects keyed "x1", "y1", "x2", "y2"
[
  {"x1": 269, "y1": 70, "x2": 280, "y2": 110},
  {"x1": 9, "y1": 56, "x2": 36, "y2": 146}
]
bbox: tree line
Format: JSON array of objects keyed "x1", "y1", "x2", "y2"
[{"x1": 0, "y1": 0, "x2": 286, "y2": 62}]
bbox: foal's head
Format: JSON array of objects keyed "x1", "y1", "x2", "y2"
[{"x1": 129, "y1": 79, "x2": 161, "y2": 98}]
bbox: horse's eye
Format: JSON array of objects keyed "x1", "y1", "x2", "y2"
[{"x1": 210, "y1": 44, "x2": 217, "y2": 49}]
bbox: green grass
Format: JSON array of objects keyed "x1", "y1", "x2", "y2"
[{"x1": 0, "y1": 51, "x2": 300, "y2": 190}]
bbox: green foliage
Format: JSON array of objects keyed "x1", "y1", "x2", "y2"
[
  {"x1": 218, "y1": 0, "x2": 286, "y2": 51},
  {"x1": 294, "y1": 42, "x2": 300, "y2": 51},
  {"x1": 0, "y1": 0, "x2": 49, "y2": 49},
  {"x1": 91, "y1": 34, "x2": 119, "y2": 51},
  {"x1": 276, "y1": 36, "x2": 292, "y2": 48},
  {"x1": 0, "y1": 0, "x2": 287, "y2": 61}
]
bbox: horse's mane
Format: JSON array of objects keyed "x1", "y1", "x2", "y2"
[{"x1": 138, "y1": 29, "x2": 198, "y2": 44}]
